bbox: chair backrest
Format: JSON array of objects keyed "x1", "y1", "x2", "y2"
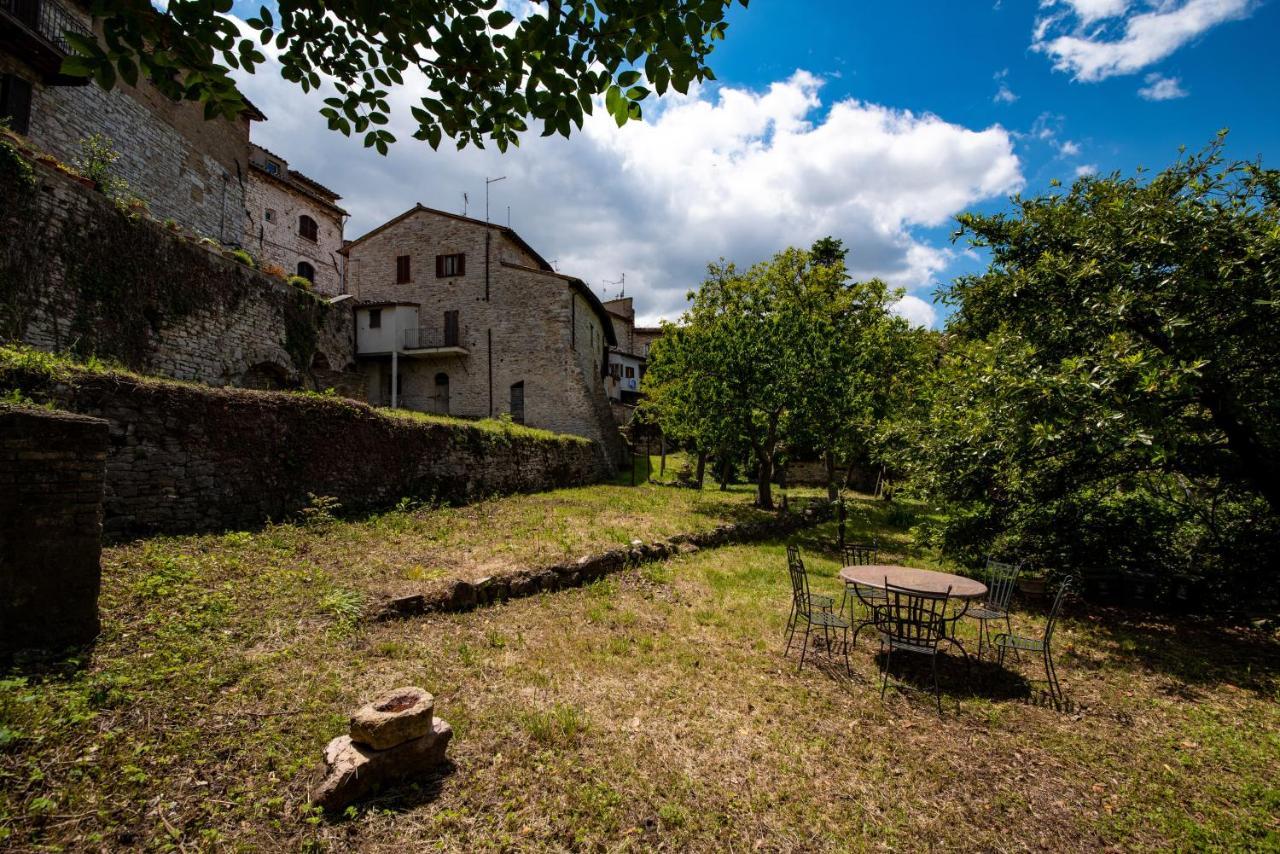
[
  {"x1": 985, "y1": 558, "x2": 1021, "y2": 611},
  {"x1": 1044, "y1": 578, "x2": 1072, "y2": 645},
  {"x1": 786, "y1": 545, "x2": 811, "y2": 616},
  {"x1": 842, "y1": 540, "x2": 879, "y2": 568},
  {"x1": 877, "y1": 581, "x2": 952, "y2": 649}
]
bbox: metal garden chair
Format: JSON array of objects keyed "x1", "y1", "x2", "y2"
[
  {"x1": 967, "y1": 558, "x2": 1021, "y2": 661},
  {"x1": 993, "y1": 578, "x2": 1072, "y2": 708},
  {"x1": 875, "y1": 581, "x2": 958, "y2": 712},
  {"x1": 783, "y1": 546, "x2": 851, "y2": 674},
  {"x1": 784, "y1": 545, "x2": 834, "y2": 640},
  {"x1": 838, "y1": 540, "x2": 881, "y2": 618}
]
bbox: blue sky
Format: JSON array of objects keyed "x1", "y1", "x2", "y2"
[{"x1": 231, "y1": 0, "x2": 1280, "y2": 326}]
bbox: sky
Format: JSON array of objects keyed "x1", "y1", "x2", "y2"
[{"x1": 229, "y1": 0, "x2": 1280, "y2": 327}]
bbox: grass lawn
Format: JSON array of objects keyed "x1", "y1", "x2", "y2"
[
  {"x1": 2, "y1": 490, "x2": 1277, "y2": 851},
  {"x1": 158, "y1": 481, "x2": 823, "y2": 601}
]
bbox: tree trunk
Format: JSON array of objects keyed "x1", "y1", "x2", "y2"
[
  {"x1": 695, "y1": 451, "x2": 707, "y2": 489},
  {"x1": 825, "y1": 451, "x2": 838, "y2": 501},
  {"x1": 659, "y1": 433, "x2": 667, "y2": 479},
  {"x1": 757, "y1": 454, "x2": 774, "y2": 510},
  {"x1": 719, "y1": 455, "x2": 730, "y2": 491}
]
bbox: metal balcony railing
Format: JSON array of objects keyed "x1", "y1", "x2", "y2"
[
  {"x1": 404, "y1": 324, "x2": 467, "y2": 350},
  {"x1": 1, "y1": 0, "x2": 91, "y2": 53}
]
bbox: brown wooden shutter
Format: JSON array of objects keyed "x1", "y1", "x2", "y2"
[
  {"x1": 443, "y1": 310, "x2": 459, "y2": 347},
  {"x1": 396, "y1": 255, "x2": 410, "y2": 283},
  {"x1": 457, "y1": 253, "x2": 466, "y2": 276},
  {"x1": 435, "y1": 254, "x2": 445, "y2": 277}
]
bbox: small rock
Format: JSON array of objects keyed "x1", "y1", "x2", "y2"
[
  {"x1": 350, "y1": 687, "x2": 435, "y2": 750},
  {"x1": 312, "y1": 718, "x2": 453, "y2": 811},
  {"x1": 443, "y1": 580, "x2": 477, "y2": 611}
]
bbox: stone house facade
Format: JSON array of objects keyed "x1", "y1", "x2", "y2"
[
  {"x1": 244, "y1": 144, "x2": 347, "y2": 296},
  {"x1": 342, "y1": 204, "x2": 623, "y2": 466},
  {"x1": 602, "y1": 297, "x2": 647, "y2": 407},
  {"x1": 0, "y1": 0, "x2": 263, "y2": 243}
]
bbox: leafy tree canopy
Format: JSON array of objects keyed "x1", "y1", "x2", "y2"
[
  {"x1": 909, "y1": 136, "x2": 1280, "y2": 604},
  {"x1": 65, "y1": 0, "x2": 749, "y2": 154},
  {"x1": 645, "y1": 241, "x2": 920, "y2": 508}
]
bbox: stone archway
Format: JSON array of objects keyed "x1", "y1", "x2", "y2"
[{"x1": 240, "y1": 361, "x2": 296, "y2": 390}]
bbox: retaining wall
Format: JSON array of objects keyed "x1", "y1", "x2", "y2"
[{"x1": 0, "y1": 365, "x2": 604, "y2": 539}]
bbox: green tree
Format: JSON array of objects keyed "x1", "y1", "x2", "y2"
[
  {"x1": 646, "y1": 246, "x2": 868, "y2": 509},
  {"x1": 64, "y1": 0, "x2": 749, "y2": 154},
  {"x1": 912, "y1": 138, "x2": 1280, "y2": 599}
]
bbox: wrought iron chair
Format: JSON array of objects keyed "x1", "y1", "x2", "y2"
[
  {"x1": 993, "y1": 578, "x2": 1072, "y2": 708},
  {"x1": 875, "y1": 581, "x2": 957, "y2": 712},
  {"x1": 784, "y1": 545, "x2": 834, "y2": 642},
  {"x1": 967, "y1": 558, "x2": 1021, "y2": 661},
  {"x1": 838, "y1": 540, "x2": 881, "y2": 618},
  {"x1": 783, "y1": 547, "x2": 851, "y2": 674}
]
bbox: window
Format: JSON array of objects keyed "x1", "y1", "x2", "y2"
[
  {"x1": 434, "y1": 372, "x2": 450, "y2": 415},
  {"x1": 396, "y1": 255, "x2": 411, "y2": 284},
  {"x1": 0, "y1": 74, "x2": 33, "y2": 136},
  {"x1": 299, "y1": 215, "x2": 318, "y2": 242},
  {"x1": 368, "y1": 308, "x2": 382, "y2": 329},
  {"x1": 264, "y1": 208, "x2": 275, "y2": 223},
  {"x1": 443, "y1": 310, "x2": 460, "y2": 347},
  {"x1": 624, "y1": 366, "x2": 635, "y2": 379},
  {"x1": 510, "y1": 381, "x2": 525, "y2": 424},
  {"x1": 609, "y1": 363, "x2": 622, "y2": 379},
  {"x1": 435, "y1": 253, "x2": 466, "y2": 277},
  {"x1": 265, "y1": 160, "x2": 281, "y2": 175},
  {"x1": 296, "y1": 261, "x2": 315, "y2": 282}
]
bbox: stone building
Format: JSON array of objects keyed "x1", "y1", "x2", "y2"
[
  {"x1": 0, "y1": 0, "x2": 263, "y2": 243},
  {"x1": 244, "y1": 144, "x2": 347, "y2": 296},
  {"x1": 602, "y1": 297, "x2": 646, "y2": 407},
  {"x1": 342, "y1": 204, "x2": 622, "y2": 466}
]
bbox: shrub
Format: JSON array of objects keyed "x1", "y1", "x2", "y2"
[
  {"x1": 287, "y1": 275, "x2": 313, "y2": 291},
  {"x1": 227, "y1": 248, "x2": 255, "y2": 268},
  {"x1": 74, "y1": 133, "x2": 129, "y2": 200},
  {"x1": 261, "y1": 262, "x2": 286, "y2": 279}
]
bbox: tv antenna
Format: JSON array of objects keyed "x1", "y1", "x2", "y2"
[
  {"x1": 604, "y1": 273, "x2": 625, "y2": 298},
  {"x1": 485, "y1": 175, "x2": 506, "y2": 223},
  {"x1": 462, "y1": 192, "x2": 469, "y2": 217}
]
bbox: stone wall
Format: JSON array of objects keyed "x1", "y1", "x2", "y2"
[
  {"x1": 0, "y1": 404, "x2": 107, "y2": 657},
  {"x1": 244, "y1": 163, "x2": 345, "y2": 296},
  {"x1": 0, "y1": 150, "x2": 356, "y2": 391},
  {"x1": 1, "y1": 6, "x2": 255, "y2": 243},
  {"x1": 0, "y1": 364, "x2": 605, "y2": 539}
]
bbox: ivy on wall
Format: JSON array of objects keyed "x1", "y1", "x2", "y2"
[{"x1": 0, "y1": 146, "x2": 332, "y2": 380}]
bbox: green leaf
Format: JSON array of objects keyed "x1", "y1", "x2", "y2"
[{"x1": 488, "y1": 10, "x2": 515, "y2": 28}]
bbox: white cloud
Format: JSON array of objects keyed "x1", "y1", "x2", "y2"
[
  {"x1": 1075, "y1": 163, "x2": 1099, "y2": 176},
  {"x1": 993, "y1": 68, "x2": 1018, "y2": 104},
  {"x1": 1138, "y1": 72, "x2": 1189, "y2": 99},
  {"x1": 1058, "y1": 139, "x2": 1082, "y2": 157},
  {"x1": 1033, "y1": 0, "x2": 1254, "y2": 81},
  {"x1": 890, "y1": 294, "x2": 937, "y2": 328},
  {"x1": 233, "y1": 33, "x2": 1021, "y2": 328}
]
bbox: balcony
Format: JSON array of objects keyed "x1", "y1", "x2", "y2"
[
  {"x1": 0, "y1": 0, "x2": 93, "y2": 82},
  {"x1": 403, "y1": 324, "x2": 468, "y2": 357}
]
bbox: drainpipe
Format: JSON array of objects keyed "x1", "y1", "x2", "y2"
[{"x1": 391, "y1": 311, "x2": 399, "y2": 409}]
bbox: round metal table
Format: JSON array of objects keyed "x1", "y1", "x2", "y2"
[
  {"x1": 839, "y1": 564, "x2": 987, "y2": 600},
  {"x1": 839, "y1": 565, "x2": 987, "y2": 654}
]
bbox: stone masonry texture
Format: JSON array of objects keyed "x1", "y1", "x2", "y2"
[
  {"x1": 344, "y1": 207, "x2": 624, "y2": 468},
  {"x1": 1, "y1": 5, "x2": 256, "y2": 244},
  {"x1": 0, "y1": 404, "x2": 108, "y2": 657},
  {"x1": 0, "y1": 153, "x2": 356, "y2": 392},
  {"x1": 0, "y1": 366, "x2": 605, "y2": 539}
]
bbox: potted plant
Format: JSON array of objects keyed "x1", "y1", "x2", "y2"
[{"x1": 1017, "y1": 568, "x2": 1048, "y2": 600}]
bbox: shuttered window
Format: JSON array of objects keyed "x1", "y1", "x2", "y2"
[
  {"x1": 435, "y1": 253, "x2": 465, "y2": 277},
  {"x1": 443, "y1": 310, "x2": 460, "y2": 347},
  {"x1": 0, "y1": 75, "x2": 33, "y2": 136},
  {"x1": 396, "y1": 255, "x2": 411, "y2": 283}
]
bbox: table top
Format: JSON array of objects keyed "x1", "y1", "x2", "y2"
[{"x1": 839, "y1": 564, "x2": 988, "y2": 600}]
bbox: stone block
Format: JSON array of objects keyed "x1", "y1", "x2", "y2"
[
  {"x1": 349, "y1": 687, "x2": 435, "y2": 750},
  {"x1": 312, "y1": 718, "x2": 453, "y2": 812}
]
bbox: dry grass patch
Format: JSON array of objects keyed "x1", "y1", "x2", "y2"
[{"x1": 2, "y1": 508, "x2": 1277, "y2": 851}]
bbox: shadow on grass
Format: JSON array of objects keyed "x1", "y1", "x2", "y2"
[
  {"x1": 1076, "y1": 607, "x2": 1280, "y2": 699},
  {"x1": 329, "y1": 760, "x2": 457, "y2": 820}
]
